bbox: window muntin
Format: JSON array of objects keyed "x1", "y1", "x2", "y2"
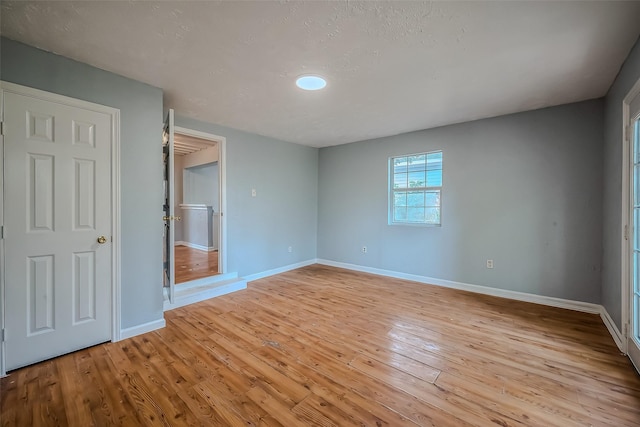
[{"x1": 390, "y1": 151, "x2": 442, "y2": 225}]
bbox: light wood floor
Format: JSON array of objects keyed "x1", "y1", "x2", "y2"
[
  {"x1": 3, "y1": 265, "x2": 640, "y2": 426},
  {"x1": 175, "y1": 245, "x2": 219, "y2": 284}
]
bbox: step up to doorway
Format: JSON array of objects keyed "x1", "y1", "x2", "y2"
[{"x1": 164, "y1": 275, "x2": 247, "y2": 311}]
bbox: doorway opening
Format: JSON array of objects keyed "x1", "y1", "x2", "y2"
[
  {"x1": 174, "y1": 133, "x2": 221, "y2": 284},
  {"x1": 162, "y1": 110, "x2": 229, "y2": 308}
]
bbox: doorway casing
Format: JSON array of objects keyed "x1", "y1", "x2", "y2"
[
  {"x1": 162, "y1": 124, "x2": 231, "y2": 311},
  {"x1": 621, "y1": 74, "x2": 640, "y2": 372}
]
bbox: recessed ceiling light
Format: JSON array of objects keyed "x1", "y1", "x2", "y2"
[{"x1": 296, "y1": 75, "x2": 327, "y2": 91}]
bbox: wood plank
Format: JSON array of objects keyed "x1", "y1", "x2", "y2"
[
  {"x1": 3, "y1": 264, "x2": 640, "y2": 426},
  {"x1": 175, "y1": 246, "x2": 219, "y2": 284}
]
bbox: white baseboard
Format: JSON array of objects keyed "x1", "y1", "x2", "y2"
[
  {"x1": 244, "y1": 259, "x2": 318, "y2": 282},
  {"x1": 316, "y1": 259, "x2": 602, "y2": 315},
  {"x1": 119, "y1": 318, "x2": 166, "y2": 340},
  {"x1": 316, "y1": 259, "x2": 633, "y2": 353},
  {"x1": 600, "y1": 307, "x2": 624, "y2": 352},
  {"x1": 175, "y1": 241, "x2": 216, "y2": 252}
]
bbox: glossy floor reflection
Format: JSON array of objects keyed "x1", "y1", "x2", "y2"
[
  {"x1": 175, "y1": 245, "x2": 219, "y2": 284},
  {"x1": 3, "y1": 264, "x2": 640, "y2": 426}
]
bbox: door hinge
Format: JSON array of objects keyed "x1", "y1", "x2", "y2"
[
  {"x1": 0, "y1": 225, "x2": 3, "y2": 239},
  {"x1": 0, "y1": 121, "x2": 4, "y2": 136},
  {"x1": 625, "y1": 224, "x2": 629, "y2": 241},
  {"x1": 625, "y1": 124, "x2": 631, "y2": 142},
  {"x1": 1, "y1": 329, "x2": 5, "y2": 342}
]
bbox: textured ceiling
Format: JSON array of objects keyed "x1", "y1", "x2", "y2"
[{"x1": 2, "y1": 1, "x2": 640, "y2": 148}]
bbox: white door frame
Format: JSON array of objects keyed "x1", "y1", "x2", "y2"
[
  {"x1": 173, "y1": 125, "x2": 227, "y2": 274},
  {"x1": 621, "y1": 76, "x2": 640, "y2": 364},
  {"x1": 0, "y1": 81, "x2": 121, "y2": 376}
]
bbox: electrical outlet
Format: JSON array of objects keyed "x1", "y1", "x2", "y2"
[
  {"x1": 486, "y1": 259, "x2": 494, "y2": 269},
  {"x1": 288, "y1": 246, "x2": 292, "y2": 253},
  {"x1": 251, "y1": 188, "x2": 257, "y2": 197},
  {"x1": 362, "y1": 246, "x2": 367, "y2": 253}
]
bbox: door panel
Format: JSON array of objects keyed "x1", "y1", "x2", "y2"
[
  {"x1": 4, "y1": 90, "x2": 112, "y2": 371},
  {"x1": 163, "y1": 109, "x2": 175, "y2": 302}
]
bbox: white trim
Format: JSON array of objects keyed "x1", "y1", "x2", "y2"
[
  {"x1": 164, "y1": 279, "x2": 246, "y2": 311},
  {"x1": 174, "y1": 271, "x2": 238, "y2": 291},
  {"x1": 622, "y1": 75, "x2": 640, "y2": 356},
  {"x1": 119, "y1": 318, "x2": 166, "y2": 340},
  {"x1": 111, "y1": 109, "x2": 122, "y2": 343},
  {"x1": 601, "y1": 306, "x2": 624, "y2": 352},
  {"x1": 219, "y1": 138, "x2": 227, "y2": 274},
  {"x1": 316, "y1": 259, "x2": 602, "y2": 314},
  {"x1": 0, "y1": 81, "x2": 122, "y2": 372},
  {"x1": 629, "y1": 337, "x2": 640, "y2": 374},
  {"x1": 174, "y1": 126, "x2": 223, "y2": 142},
  {"x1": 179, "y1": 203, "x2": 210, "y2": 210},
  {"x1": 175, "y1": 241, "x2": 216, "y2": 252},
  {"x1": 244, "y1": 259, "x2": 318, "y2": 282}
]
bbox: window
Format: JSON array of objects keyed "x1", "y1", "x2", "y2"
[{"x1": 389, "y1": 151, "x2": 442, "y2": 225}]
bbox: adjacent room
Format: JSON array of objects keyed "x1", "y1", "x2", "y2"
[{"x1": 2, "y1": 1, "x2": 640, "y2": 425}]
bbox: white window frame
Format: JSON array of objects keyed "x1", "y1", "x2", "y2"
[{"x1": 388, "y1": 150, "x2": 443, "y2": 226}]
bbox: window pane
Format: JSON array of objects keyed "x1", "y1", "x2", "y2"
[
  {"x1": 394, "y1": 192, "x2": 407, "y2": 207},
  {"x1": 409, "y1": 154, "x2": 426, "y2": 166},
  {"x1": 407, "y1": 191, "x2": 425, "y2": 207},
  {"x1": 635, "y1": 209, "x2": 640, "y2": 251},
  {"x1": 427, "y1": 169, "x2": 442, "y2": 187},
  {"x1": 408, "y1": 170, "x2": 426, "y2": 187},
  {"x1": 427, "y1": 152, "x2": 442, "y2": 169},
  {"x1": 425, "y1": 191, "x2": 440, "y2": 207},
  {"x1": 394, "y1": 173, "x2": 408, "y2": 189},
  {"x1": 394, "y1": 157, "x2": 408, "y2": 174},
  {"x1": 394, "y1": 206, "x2": 407, "y2": 221},
  {"x1": 390, "y1": 151, "x2": 442, "y2": 226},
  {"x1": 635, "y1": 121, "x2": 640, "y2": 163},
  {"x1": 635, "y1": 295, "x2": 640, "y2": 341},
  {"x1": 425, "y1": 207, "x2": 440, "y2": 224},
  {"x1": 635, "y1": 166, "x2": 640, "y2": 206},
  {"x1": 407, "y1": 207, "x2": 425, "y2": 222},
  {"x1": 635, "y1": 251, "x2": 640, "y2": 295}
]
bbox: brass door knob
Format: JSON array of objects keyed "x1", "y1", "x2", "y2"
[{"x1": 97, "y1": 236, "x2": 107, "y2": 244}]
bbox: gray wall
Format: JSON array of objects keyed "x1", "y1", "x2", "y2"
[
  {"x1": 4, "y1": 33, "x2": 634, "y2": 335},
  {"x1": 180, "y1": 208, "x2": 214, "y2": 250},
  {"x1": 184, "y1": 162, "x2": 217, "y2": 206},
  {"x1": 174, "y1": 115, "x2": 319, "y2": 277},
  {"x1": 1, "y1": 38, "x2": 164, "y2": 329},
  {"x1": 318, "y1": 100, "x2": 604, "y2": 303},
  {"x1": 602, "y1": 37, "x2": 640, "y2": 329}
]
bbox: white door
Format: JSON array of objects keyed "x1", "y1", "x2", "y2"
[
  {"x1": 162, "y1": 109, "x2": 175, "y2": 302},
  {"x1": 629, "y1": 90, "x2": 640, "y2": 370},
  {"x1": 3, "y1": 87, "x2": 113, "y2": 371}
]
